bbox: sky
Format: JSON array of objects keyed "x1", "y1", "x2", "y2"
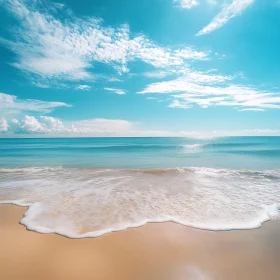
[{"x1": 0, "y1": 0, "x2": 280, "y2": 137}]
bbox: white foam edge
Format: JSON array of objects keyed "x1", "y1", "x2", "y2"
[{"x1": 1, "y1": 200, "x2": 279, "y2": 239}]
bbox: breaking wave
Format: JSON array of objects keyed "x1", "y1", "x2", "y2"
[{"x1": 1, "y1": 166, "x2": 280, "y2": 238}]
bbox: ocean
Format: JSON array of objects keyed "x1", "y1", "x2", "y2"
[{"x1": 0, "y1": 137, "x2": 280, "y2": 238}]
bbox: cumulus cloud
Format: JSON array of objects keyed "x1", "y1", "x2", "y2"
[
  {"x1": 0, "y1": 0, "x2": 208, "y2": 86},
  {"x1": 0, "y1": 92, "x2": 71, "y2": 115},
  {"x1": 0, "y1": 118, "x2": 9, "y2": 132},
  {"x1": 8, "y1": 115, "x2": 178, "y2": 136},
  {"x1": 104, "y1": 88, "x2": 126, "y2": 95},
  {"x1": 14, "y1": 115, "x2": 45, "y2": 133},
  {"x1": 12, "y1": 115, "x2": 132, "y2": 134},
  {"x1": 197, "y1": 0, "x2": 254, "y2": 36},
  {"x1": 2, "y1": 115, "x2": 280, "y2": 137}
]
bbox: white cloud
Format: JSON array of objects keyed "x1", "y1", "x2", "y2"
[
  {"x1": 6, "y1": 115, "x2": 280, "y2": 137},
  {"x1": 0, "y1": 92, "x2": 71, "y2": 114},
  {"x1": 2, "y1": 114, "x2": 280, "y2": 137},
  {"x1": 168, "y1": 100, "x2": 192, "y2": 109},
  {"x1": 180, "y1": 129, "x2": 280, "y2": 138},
  {"x1": 143, "y1": 71, "x2": 171, "y2": 79},
  {"x1": 176, "y1": 68, "x2": 233, "y2": 84},
  {"x1": 76, "y1": 85, "x2": 91, "y2": 91},
  {"x1": 8, "y1": 115, "x2": 177, "y2": 136},
  {"x1": 12, "y1": 115, "x2": 132, "y2": 134},
  {"x1": 143, "y1": 66, "x2": 225, "y2": 81},
  {"x1": 174, "y1": 48, "x2": 208, "y2": 60},
  {"x1": 15, "y1": 115, "x2": 45, "y2": 133},
  {"x1": 174, "y1": 0, "x2": 200, "y2": 9},
  {"x1": 0, "y1": 118, "x2": 9, "y2": 132},
  {"x1": 0, "y1": 0, "x2": 208, "y2": 86},
  {"x1": 239, "y1": 108, "x2": 264, "y2": 112},
  {"x1": 107, "y1": 77, "x2": 123, "y2": 82},
  {"x1": 12, "y1": 116, "x2": 131, "y2": 134},
  {"x1": 104, "y1": 87, "x2": 126, "y2": 95},
  {"x1": 139, "y1": 70, "x2": 233, "y2": 93},
  {"x1": 197, "y1": 0, "x2": 254, "y2": 36},
  {"x1": 139, "y1": 77, "x2": 280, "y2": 110}
]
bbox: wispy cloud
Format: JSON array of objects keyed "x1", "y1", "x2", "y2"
[
  {"x1": 107, "y1": 77, "x2": 123, "y2": 82},
  {"x1": 239, "y1": 108, "x2": 264, "y2": 112},
  {"x1": 197, "y1": 0, "x2": 254, "y2": 36},
  {"x1": 76, "y1": 85, "x2": 91, "y2": 91},
  {"x1": 168, "y1": 100, "x2": 192, "y2": 109},
  {"x1": 139, "y1": 69, "x2": 233, "y2": 93},
  {"x1": 0, "y1": 0, "x2": 208, "y2": 86},
  {"x1": 138, "y1": 73, "x2": 280, "y2": 111},
  {"x1": 146, "y1": 97, "x2": 158, "y2": 100},
  {"x1": 173, "y1": 0, "x2": 200, "y2": 9},
  {"x1": 181, "y1": 129, "x2": 280, "y2": 138},
  {"x1": 104, "y1": 88, "x2": 126, "y2": 95},
  {"x1": 143, "y1": 71, "x2": 171, "y2": 79},
  {"x1": 0, "y1": 92, "x2": 71, "y2": 115}
]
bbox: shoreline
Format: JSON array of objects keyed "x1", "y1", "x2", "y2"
[
  {"x1": 1, "y1": 204, "x2": 280, "y2": 280},
  {"x1": 1, "y1": 201, "x2": 276, "y2": 239}
]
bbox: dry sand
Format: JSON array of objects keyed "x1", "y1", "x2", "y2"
[{"x1": 1, "y1": 204, "x2": 280, "y2": 280}]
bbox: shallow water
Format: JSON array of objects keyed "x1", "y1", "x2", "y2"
[
  {"x1": 0, "y1": 166, "x2": 279, "y2": 238},
  {"x1": 0, "y1": 137, "x2": 280, "y2": 237}
]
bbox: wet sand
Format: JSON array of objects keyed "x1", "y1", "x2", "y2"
[{"x1": 1, "y1": 204, "x2": 280, "y2": 280}]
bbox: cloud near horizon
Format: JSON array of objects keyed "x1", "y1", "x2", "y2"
[
  {"x1": 6, "y1": 115, "x2": 180, "y2": 137},
  {"x1": 11, "y1": 115, "x2": 132, "y2": 135},
  {"x1": 0, "y1": 118, "x2": 9, "y2": 132},
  {"x1": 2, "y1": 114, "x2": 280, "y2": 137}
]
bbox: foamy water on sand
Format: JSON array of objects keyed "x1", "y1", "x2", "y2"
[{"x1": 0, "y1": 166, "x2": 279, "y2": 238}]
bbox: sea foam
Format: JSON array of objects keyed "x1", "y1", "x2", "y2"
[{"x1": 0, "y1": 167, "x2": 280, "y2": 238}]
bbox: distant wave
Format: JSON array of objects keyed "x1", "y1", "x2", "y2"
[
  {"x1": 207, "y1": 142, "x2": 262, "y2": 148},
  {"x1": 182, "y1": 144, "x2": 204, "y2": 153},
  {"x1": 0, "y1": 144, "x2": 181, "y2": 151},
  {"x1": 222, "y1": 149, "x2": 280, "y2": 157},
  {"x1": 1, "y1": 166, "x2": 279, "y2": 238},
  {"x1": 0, "y1": 143, "x2": 204, "y2": 152},
  {"x1": 0, "y1": 142, "x2": 267, "y2": 151}
]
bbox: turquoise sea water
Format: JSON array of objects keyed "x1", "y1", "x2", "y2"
[
  {"x1": 0, "y1": 137, "x2": 280, "y2": 238},
  {"x1": 1, "y1": 137, "x2": 280, "y2": 169}
]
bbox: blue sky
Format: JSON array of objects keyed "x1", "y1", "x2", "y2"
[{"x1": 0, "y1": 0, "x2": 280, "y2": 137}]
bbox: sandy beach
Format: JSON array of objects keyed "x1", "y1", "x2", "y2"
[{"x1": 1, "y1": 204, "x2": 280, "y2": 280}]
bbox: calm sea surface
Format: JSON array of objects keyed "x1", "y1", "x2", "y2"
[{"x1": 1, "y1": 137, "x2": 280, "y2": 169}]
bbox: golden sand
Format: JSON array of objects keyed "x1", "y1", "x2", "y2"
[{"x1": 1, "y1": 204, "x2": 280, "y2": 280}]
